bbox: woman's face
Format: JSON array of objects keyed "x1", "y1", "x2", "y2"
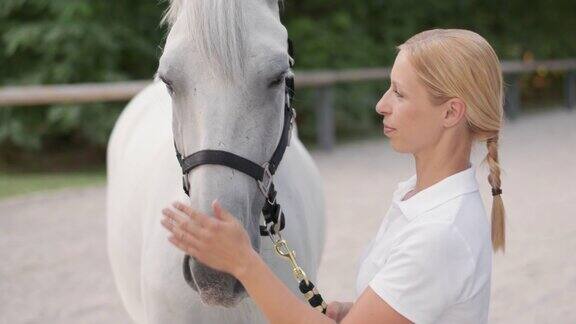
[{"x1": 375, "y1": 50, "x2": 446, "y2": 154}]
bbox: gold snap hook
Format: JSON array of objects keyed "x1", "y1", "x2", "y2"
[{"x1": 274, "y1": 240, "x2": 308, "y2": 282}]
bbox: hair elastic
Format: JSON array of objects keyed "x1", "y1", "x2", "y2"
[{"x1": 492, "y1": 188, "x2": 502, "y2": 196}]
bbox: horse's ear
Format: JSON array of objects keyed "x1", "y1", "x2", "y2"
[{"x1": 264, "y1": 0, "x2": 284, "y2": 12}]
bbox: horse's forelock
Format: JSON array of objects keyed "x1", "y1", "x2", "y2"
[
  {"x1": 162, "y1": 0, "x2": 284, "y2": 26},
  {"x1": 161, "y1": 0, "x2": 283, "y2": 82}
]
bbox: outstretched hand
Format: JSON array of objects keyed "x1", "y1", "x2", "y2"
[{"x1": 161, "y1": 200, "x2": 255, "y2": 277}]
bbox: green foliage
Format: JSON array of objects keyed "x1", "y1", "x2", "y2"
[
  {"x1": 0, "y1": 0, "x2": 167, "y2": 153},
  {"x1": 282, "y1": 0, "x2": 576, "y2": 144},
  {"x1": 1, "y1": 0, "x2": 575, "y2": 162}
]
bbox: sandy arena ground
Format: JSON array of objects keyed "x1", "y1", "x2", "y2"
[{"x1": 1, "y1": 108, "x2": 575, "y2": 323}]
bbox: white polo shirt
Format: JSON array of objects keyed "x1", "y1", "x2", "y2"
[{"x1": 355, "y1": 164, "x2": 492, "y2": 324}]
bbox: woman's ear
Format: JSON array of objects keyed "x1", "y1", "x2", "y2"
[{"x1": 443, "y1": 98, "x2": 467, "y2": 128}]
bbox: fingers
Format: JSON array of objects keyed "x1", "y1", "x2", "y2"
[
  {"x1": 162, "y1": 211, "x2": 204, "y2": 255},
  {"x1": 212, "y1": 199, "x2": 232, "y2": 221},
  {"x1": 162, "y1": 201, "x2": 230, "y2": 256},
  {"x1": 162, "y1": 207, "x2": 188, "y2": 227},
  {"x1": 162, "y1": 201, "x2": 225, "y2": 238},
  {"x1": 162, "y1": 207, "x2": 199, "y2": 230},
  {"x1": 172, "y1": 201, "x2": 206, "y2": 224},
  {"x1": 168, "y1": 233, "x2": 199, "y2": 257},
  {"x1": 162, "y1": 207, "x2": 204, "y2": 240}
]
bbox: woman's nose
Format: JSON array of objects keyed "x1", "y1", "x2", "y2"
[{"x1": 375, "y1": 91, "x2": 391, "y2": 116}]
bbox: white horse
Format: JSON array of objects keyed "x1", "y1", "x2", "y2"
[{"x1": 106, "y1": 0, "x2": 325, "y2": 323}]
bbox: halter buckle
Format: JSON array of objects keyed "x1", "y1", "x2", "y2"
[{"x1": 258, "y1": 162, "x2": 273, "y2": 196}]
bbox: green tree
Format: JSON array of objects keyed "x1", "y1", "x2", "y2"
[
  {"x1": 1, "y1": 0, "x2": 575, "y2": 165},
  {"x1": 0, "y1": 0, "x2": 167, "y2": 153}
]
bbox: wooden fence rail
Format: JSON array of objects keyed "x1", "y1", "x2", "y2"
[{"x1": 1, "y1": 59, "x2": 575, "y2": 150}]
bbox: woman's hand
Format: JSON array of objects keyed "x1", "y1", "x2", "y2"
[
  {"x1": 161, "y1": 200, "x2": 254, "y2": 278},
  {"x1": 326, "y1": 301, "x2": 353, "y2": 323}
]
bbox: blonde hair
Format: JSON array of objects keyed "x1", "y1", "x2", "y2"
[{"x1": 398, "y1": 29, "x2": 506, "y2": 253}]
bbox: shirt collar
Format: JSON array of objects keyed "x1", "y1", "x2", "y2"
[{"x1": 393, "y1": 163, "x2": 479, "y2": 220}]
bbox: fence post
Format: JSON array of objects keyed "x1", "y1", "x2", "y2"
[
  {"x1": 316, "y1": 86, "x2": 335, "y2": 151},
  {"x1": 504, "y1": 74, "x2": 521, "y2": 120},
  {"x1": 565, "y1": 71, "x2": 575, "y2": 110}
]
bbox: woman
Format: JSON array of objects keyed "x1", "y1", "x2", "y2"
[{"x1": 161, "y1": 28, "x2": 506, "y2": 324}]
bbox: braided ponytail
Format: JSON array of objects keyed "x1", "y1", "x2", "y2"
[
  {"x1": 398, "y1": 29, "x2": 507, "y2": 253},
  {"x1": 485, "y1": 136, "x2": 505, "y2": 252}
]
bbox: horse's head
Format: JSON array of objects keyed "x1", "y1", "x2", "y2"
[{"x1": 157, "y1": 0, "x2": 291, "y2": 307}]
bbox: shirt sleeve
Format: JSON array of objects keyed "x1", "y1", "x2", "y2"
[{"x1": 368, "y1": 223, "x2": 475, "y2": 324}]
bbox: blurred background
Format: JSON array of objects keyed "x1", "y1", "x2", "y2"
[{"x1": 1, "y1": 0, "x2": 575, "y2": 323}]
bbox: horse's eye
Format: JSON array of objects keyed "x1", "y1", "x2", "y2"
[
  {"x1": 269, "y1": 73, "x2": 286, "y2": 88},
  {"x1": 160, "y1": 76, "x2": 175, "y2": 95}
]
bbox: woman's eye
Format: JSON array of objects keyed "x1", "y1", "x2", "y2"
[{"x1": 393, "y1": 89, "x2": 403, "y2": 98}]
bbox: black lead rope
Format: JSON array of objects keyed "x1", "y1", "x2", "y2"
[{"x1": 174, "y1": 38, "x2": 327, "y2": 314}]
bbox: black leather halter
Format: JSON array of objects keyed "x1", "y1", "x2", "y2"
[
  {"x1": 173, "y1": 40, "x2": 326, "y2": 314},
  {"x1": 175, "y1": 38, "x2": 295, "y2": 281},
  {"x1": 175, "y1": 39, "x2": 295, "y2": 237}
]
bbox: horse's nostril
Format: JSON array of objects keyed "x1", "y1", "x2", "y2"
[
  {"x1": 233, "y1": 279, "x2": 246, "y2": 294},
  {"x1": 192, "y1": 262, "x2": 246, "y2": 300}
]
